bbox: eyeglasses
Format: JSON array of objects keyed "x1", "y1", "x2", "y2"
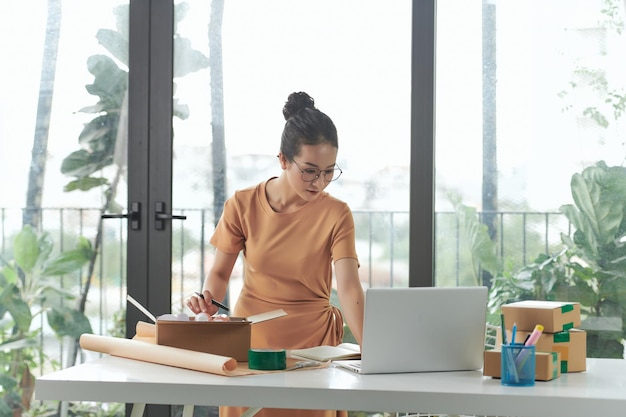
[{"x1": 292, "y1": 160, "x2": 343, "y2": 183}]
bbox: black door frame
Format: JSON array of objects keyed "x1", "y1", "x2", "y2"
[{"x1": 127, "y1": 1, "x2": 174, "y2": 416}]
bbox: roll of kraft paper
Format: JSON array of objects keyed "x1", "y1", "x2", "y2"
[
  {"x1": 80, "y1": 333, "x2": 238, "y2": 375},
  {"x1": 132, "y1": 321, "x2": 156, "y2": 343},
  {"x1": 135, "y1": 320, "x2": 156, "y2": 337},
  {"x1": 248, "y1": 348, "x2": 287, "y2": 370}
]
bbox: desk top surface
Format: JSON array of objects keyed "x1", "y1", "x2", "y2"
[{"x1": 36, "y1": 356, "x2": 626, "y2": 417}]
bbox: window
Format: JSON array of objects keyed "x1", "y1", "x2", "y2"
[
  {"x1": 435, "y1": 0, "x2": 626, "y2": 358},
  {"x1": 171, "y1": 0, "x2": 413, "y2": 309}
]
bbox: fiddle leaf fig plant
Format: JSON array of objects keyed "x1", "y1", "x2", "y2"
[{"x1": 559, "y1": 161, "x2": 626, "y2": 358}]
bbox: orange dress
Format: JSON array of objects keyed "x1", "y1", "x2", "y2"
[{"x1": 210, "y1": 178, "x2": 358, "y2": 417}]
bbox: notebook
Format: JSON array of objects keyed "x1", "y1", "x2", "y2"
[{"x1": 335, "y1": 286, "x2": 488, "y2": 374}]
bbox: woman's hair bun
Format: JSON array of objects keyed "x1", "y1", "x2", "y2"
[{"x1": 282, "y1": 91, "x2": 316, "y2": 120}]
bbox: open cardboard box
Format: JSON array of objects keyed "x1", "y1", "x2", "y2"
[{"x1": 156, "y1": 309, "x2": 286, "y2": 361}]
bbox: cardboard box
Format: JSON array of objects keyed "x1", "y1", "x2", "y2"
[
  {"x1": 496, "y1": 328, "x2": 587, "y2": 373},
  {"x1": 483, "y1": 349, "x2": 561, "y2": 381},
  {"x1": 523, "y1": 328, "x2": 586, "y2": 373},
  {"x1": 156, "y1": 309, "x2": 286, "y2": 361},
  {"x1": 502, "y1": 300, "x2": 581, "y2": 332}
]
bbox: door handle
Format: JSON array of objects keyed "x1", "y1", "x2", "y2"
[
  {"x1": 154, "y1": 201, "x2": 187, "y2": 230},
  {"x1": 101, "y1": 202, "x2": 141, "y2": 231}
]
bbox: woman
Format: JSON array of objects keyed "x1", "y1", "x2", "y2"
[{"x1": 187, "y1": 91, "x2": 364, "y2": 417}]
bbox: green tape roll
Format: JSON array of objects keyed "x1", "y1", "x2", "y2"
[{"x1": 248, "y1": 348, "x2": 287, "y2": 370}]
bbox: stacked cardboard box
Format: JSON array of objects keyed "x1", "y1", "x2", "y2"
[
  {"x1": 501, "y1": 301, "x2": 587, "y2": 373},
  {"x1": 483, "y1": 349, "x2": 561, "y2": 381}
]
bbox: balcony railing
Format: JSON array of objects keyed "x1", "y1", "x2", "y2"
[{"x1": 1, "y1": 207, "x2": 570, "y2": 374}]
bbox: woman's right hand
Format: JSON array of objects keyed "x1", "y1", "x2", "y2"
[{"x1": 186, "y1": 290, "x2": 219, "y2": 316}]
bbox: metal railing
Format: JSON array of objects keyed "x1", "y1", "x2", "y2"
[{"x1": 0, "y1": 207, "x2": 570, "y2": 374}]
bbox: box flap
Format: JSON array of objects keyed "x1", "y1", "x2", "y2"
[
  {"x1": 506, "y1": 300, "x2": 579, "y2": 310},
  {"x1": 247, "y1": 309, "x2": 287, "y2": 324}
]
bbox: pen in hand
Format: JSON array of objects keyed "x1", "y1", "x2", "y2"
[{"x1": 194, "y1": 291, "x2": 230, "y2": 312}]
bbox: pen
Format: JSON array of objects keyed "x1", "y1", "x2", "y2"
[
  {"x1": 500, "y1": 314, "x2": 508, "y2": 345},
  {"x1": 195, "y1": 291, "x2": 230, "y2": 312},
  {"x1": 505, "y1": 346, "x2": 520, "y2": 383},
  {"x1": 524, "y1": 324, "x2": 544, "y2": 346},
  {"x1": 515, "y1": 324, "x2": 544, "y2": 369},
  {"x1": 511, "y1": 323, "x2": 517, "y2": 345}
]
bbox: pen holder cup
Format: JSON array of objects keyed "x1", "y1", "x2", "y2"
[{"x1": 501, "y1": 344, "x2": 535, "y2": 387}]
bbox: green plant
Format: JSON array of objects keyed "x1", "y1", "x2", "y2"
[
  {"x1": 489, "y1": 248, "x2": 572, "y2": 308},
  {"x1": 490, "y1": 161, "x2": 626, "y2": 358},
  {"x1": 450, "y1": 195, "x2": 500, "y2": 286},
  {"x1": 559, "y1": 161, "x2": 626, "y2": 357},
  {"x1": 108, "y1": 308, "x2": 126, "y2": 339},
  {"x1": 0, "y1": 226, "x2": 93, "y2": 417}
]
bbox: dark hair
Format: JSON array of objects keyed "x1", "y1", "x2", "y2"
[{"x1": 280, "y1": 92, "x2": 338, "y2": 160}]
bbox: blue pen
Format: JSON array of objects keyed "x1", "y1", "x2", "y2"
[
  {"x1": 506, "y1": 321, "x2": 520, "y2": 383},
  {"x1": 511, "y1": 323, "x2": 517, "y2": 345},
  {"x1": 504, "y1": 346, "x2": 519, "y2": 383}
]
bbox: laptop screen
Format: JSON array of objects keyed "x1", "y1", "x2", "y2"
[{"x1": 356, "y1": 286, "x2": 488, "y2": 374}]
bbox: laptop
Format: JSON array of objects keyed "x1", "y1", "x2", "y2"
[{"x1": 335, "y1": 286, "x2": 488, "y2": 374}]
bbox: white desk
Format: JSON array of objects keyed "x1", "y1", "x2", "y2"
[{"x1": 35, "y1": 356, "x2": 626, "y2": 417}]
